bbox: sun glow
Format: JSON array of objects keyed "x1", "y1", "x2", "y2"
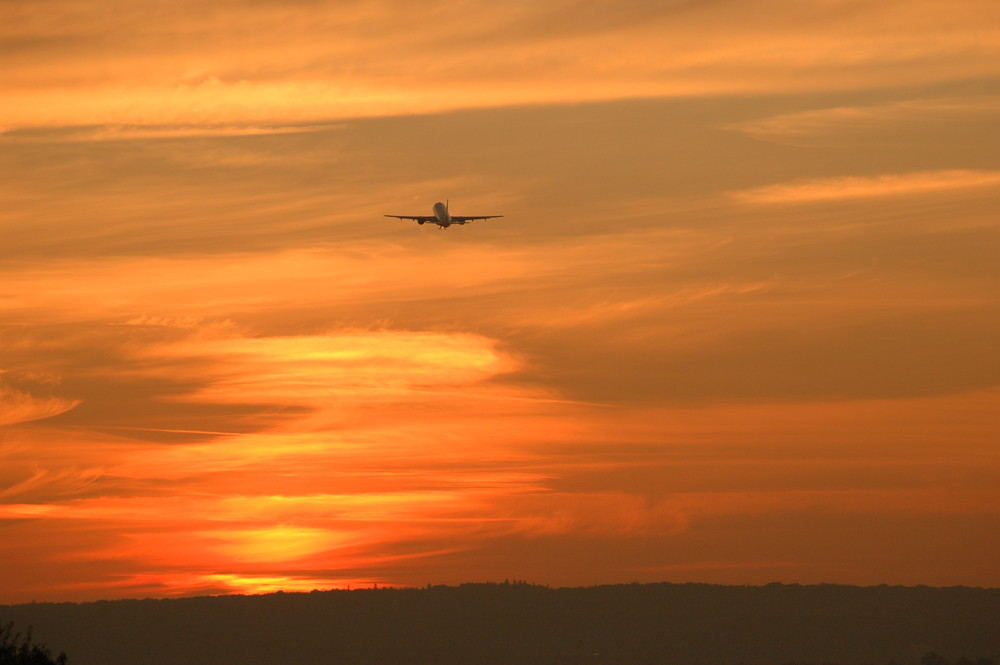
[
  {"x1": 204, "y1": 526, "x2": 351, "y2": 563},
  {"x1": 197, "y1": 574, "x2": 371, "y2": 596}
]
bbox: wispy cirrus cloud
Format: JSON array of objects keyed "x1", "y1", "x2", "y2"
[
  {"x1": 733, "y1": 169, "x2": 1000, "y2": 204},
  {"x1": 0, "y1": 379, "x2": 80, "y2": 426},
  {"x1": 728, "y1": 96, "x2": 1000, "y2": 142},
  {"x1": 0, "y1": 318, "x2": 587, "y2": 599},
  {"x1": 0, "y1": 246, "x2": 542, "y2": 323},
  {"x1": 4, "y1": 0, "x2": 1000, "y2": 130},
  {"x1": 3, "y1": 0, "x2": 1000, "y2": 599},
  {"x1": 0, "y1": 124, "x2": 343, "y2": 143}
]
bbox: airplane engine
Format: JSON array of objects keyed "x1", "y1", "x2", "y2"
[{"x1": 418, "y1": 220, "x2": 424, "y2": 225}]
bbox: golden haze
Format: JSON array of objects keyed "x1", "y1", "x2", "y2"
[{"x1": 1, "y1": 0, "x2": 999, "y2": 602}]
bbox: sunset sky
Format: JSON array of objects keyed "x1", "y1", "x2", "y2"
[{"x1": 2, "y1": 0, "x2": 999, "y2": 603}]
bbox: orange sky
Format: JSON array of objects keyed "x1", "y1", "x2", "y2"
[{"x1": 1, "y1": 0, "x2": 999, "y2": 603}]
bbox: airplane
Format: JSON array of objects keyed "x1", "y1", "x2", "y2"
[{"x1": 384, "y1": 200, "x2": 502, "y2": 228}]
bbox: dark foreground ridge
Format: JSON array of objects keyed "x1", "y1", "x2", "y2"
[{"x1": 3, "y1": 582, "x2": 999, "y2": 665}]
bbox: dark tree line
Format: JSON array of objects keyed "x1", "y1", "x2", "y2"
[
  {"x1": 4, "y1": 582, "x2": 998, "y2": 665},
  {"x1": 780, "y1": 656, "x2": 997, "y2": 665},
  {"x1": 0, "y1": 623, "x2": 66, "y2": 665},
  {"x1": 919, "y1": 654, "x2": 996, "y2": 665}
]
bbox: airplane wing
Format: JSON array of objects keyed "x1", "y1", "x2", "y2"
[
  {"x1": 384, "y1": 215, "x2": 437, "y2": 223},
  {"x1": 449, "y1": 216, "x2": 503, "y2": 222}
]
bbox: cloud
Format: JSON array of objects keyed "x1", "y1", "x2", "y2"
[
  {"x1": 0, "y1": 246, "x2": 543, "y2": 323},
  {"x1": 728, "y1": 96, "x2": 1000, "y2": 143},
  {"x1": 733, "y1": 170, "x2": 1000, "y2": 204},
  {"x1": 499, "y1": 492, "x2": 690, "y2": 538},
  {"x1": 0, "y1": 124, "x2": 342, "y2": 143},
  {"x1": 4, "y1": 0, "x2": 1000, "y2": 130},
  {"x1": 0, "y1": 381, "x2": 80, "y2": 426},
  {"x1": 0, "y1": 467, "x2": 103, "y2": 502},
  {"x1": 3, "y1": 25, "x2": 1000, "y2": 600},
  {"x1": 0, "y1": 318, "x2": 592, "y2": 597}
]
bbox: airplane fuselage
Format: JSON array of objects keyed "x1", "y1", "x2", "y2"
[{"x1": 433, "y1": 201, "x2": 450, "y2": 226}]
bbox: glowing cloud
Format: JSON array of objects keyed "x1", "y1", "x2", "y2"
[
  {"x1": 2, "y1": 0, "x2": 999, "y2": 602},
  {"x1": 733, "y1": 170, "x2": 1000, "y2": 204},
  {"x1": 0, "y1": 380, "x2": 80, "y2": 426},
  {"x1": 4, "y1": 0, "x2": 999, "y2": 130},
  {"x1": 728, "y1": 96, "x2": 1000, "y2": 142},
  {"x1": 143, "y1": 330, "x2": 516, "y2": 405}
]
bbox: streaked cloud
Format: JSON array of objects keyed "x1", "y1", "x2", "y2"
[
  {"x1": 733, "y1": 170, "x2": 1000, "y2": 204},
  {"x1": 144, "y1": 330, "x2": 517, "y2": 405},
  {"x1": 2, "y1": 0, "x2": 999, "y2": 603},
  {"x1": 0, "y1": 378, "x2": 80, "y2": 426},
  {"x1": 729, "y1": 96, "x2": 1000, "y2": 143},
  {"x1": 4, "y1": 0, "x2": 1000, "y2": 130},
  {"x1": 0, "y1": 246, "x2": 542, "y2": 322},
  {"x1": 0, "y1": 124, "x2": 343, "y2": 143}
]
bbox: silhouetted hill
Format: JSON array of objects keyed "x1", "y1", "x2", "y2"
[{"x1": 3, "y1": 582, "x2": 999, "y2": 665}]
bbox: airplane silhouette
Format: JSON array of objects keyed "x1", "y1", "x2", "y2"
[{"x1": 385, "y1": 200, "x2": 503, "y2": 228}]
